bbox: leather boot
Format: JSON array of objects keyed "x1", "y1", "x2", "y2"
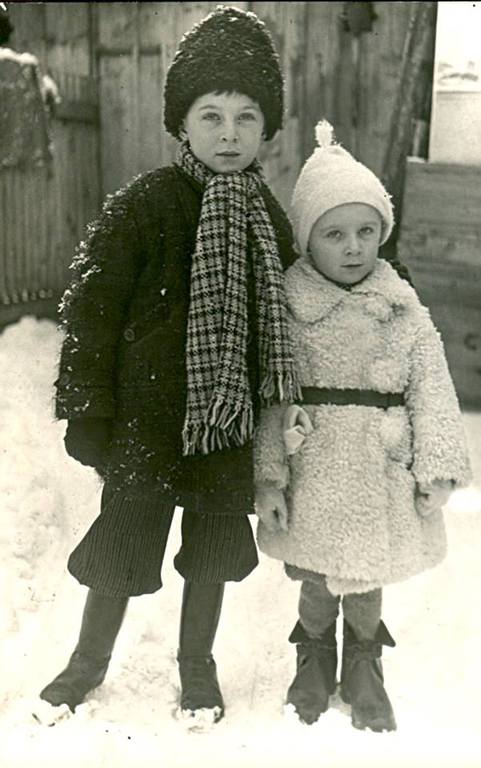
[
  {"x1": 177, "y1": 581, "x2": 225, "y2": 722},
  {"x1": 340, "y1": 619, "x2": 397, "y2": 732},
  {"x1": 286, "y1": 620, "x2": 337, "y2": 724},
  {"x1": 40, "y1": 590, "x2": 128, "y2": 712}
]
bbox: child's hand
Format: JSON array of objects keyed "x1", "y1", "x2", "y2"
[
  {"x1": 255, "y1": 484, "x2": 289, "y2": 533},
  {"x1": 283, "y1": 405, "x2": 313, "y2": 455},
  {"x1": 415, "y1": 479, "x2": 453, "y2": 517},
  {"x1": 64, "y1": 417, "x2": 113, "y2": 469}
]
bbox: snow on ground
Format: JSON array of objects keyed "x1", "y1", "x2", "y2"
[{"x1": 1, "y1": 316, "x2": 481, "y2": 768}]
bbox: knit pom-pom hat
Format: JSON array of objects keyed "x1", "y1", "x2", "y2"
[
  {"x1": 291, "y1": 121, "x2": 394, "y2": 256},
  {"x1": 164, "y1": 5, "x2": 284, "y2": 141}
]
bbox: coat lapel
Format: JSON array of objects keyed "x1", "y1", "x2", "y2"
[{"x1": 285, "y1": 256, "x2": 416, "y2": 324}]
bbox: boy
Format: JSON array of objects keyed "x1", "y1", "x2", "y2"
[{"x1": 37, "y1": 6, "x2": 300, "y2": 728}]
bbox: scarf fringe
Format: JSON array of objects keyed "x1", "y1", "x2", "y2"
[
  {"x1": 182, "y1": 398, "x2": 255, "y2": 456},
  {"x1": 182, "y1": 374, "x2": 302, "y2": 456},
  {"x1": 259, "y1": 371, "x2": 302, "y2": 406}
]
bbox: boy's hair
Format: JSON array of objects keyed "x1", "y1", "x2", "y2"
[
  {"x1": 291, "y1": 121, "x2": 394, "y2": 257},
  {"x1": 164, "y1": 5, "x2": 284, "y2": 141}
]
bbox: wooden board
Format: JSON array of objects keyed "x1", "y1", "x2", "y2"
[{"x1": 398, "y1": 158, "x2": 481, "y2": 407}]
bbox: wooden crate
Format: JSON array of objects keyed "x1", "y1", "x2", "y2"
[{"x1": 398, "y1": 159, "x2": 481, "y2": 408}]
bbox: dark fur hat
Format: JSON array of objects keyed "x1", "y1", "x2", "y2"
[{"x1": 164, "y1": 5, "x2": 284, "y2": 141}]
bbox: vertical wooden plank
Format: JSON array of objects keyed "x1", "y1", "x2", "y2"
[
  {"x1": 13, "y1": 170, "x2": 23, "y2": 302},
  {"x1": 53, "y1": 117, "x2": 65, "y2": 294},
  {"x1": 1, "y1": 172, "x2": 8, "y2": 303},
  {"x1": 0, "y1": 173, "x2": 8, "y2": 303},
  {"x1": 136, "y1": 2, "x2": 167, "y2": 172},
  {"x1": 98, "y1": 2, "x2": 136, "y2": 194},
  {"x1": 138, "y1": 53, "x2": 164, "y2": 174},
  {"x1": 99, "y1": 54, "x2": 139, "y2": 193},
  {"x1": 4, "y1": 171, "x2": 13, "y2": 302},
  {"x1": 356, "y1": 1, "x2": 413, "y2": 174},
  {"x1": 160, "y1": 3, "x2": 185, "y2": 167},
  {"x1": 22, "y1": 169, "x2": 33, "y2": 299},
  {"x1": 0, "y1": 170, "x2": 15, "y2": 303},
  {"x1": 36, "y1": 165, "x2": 48, "y2": 296},
  {"x1": 0, "y1": 172, "x2": 6, "y2": 302},
  {"x1": 130, "y1": 4, "x2": 141, "y2": 179},
  {"x1": 44, "y1": 3, "x2": 90, "y2": 75},
  {"x1": 250, "y1": 1, "x2": 304, "y2": 209},
  {"x1": 45, "y1": 120, "x2": 59, "y2": 295},
  {"x1": 303, "y1": 2, "x2": 345, "y2": 156},
  {"x1": 11, "y1": 170, "x2": 19, "y2": 302}
]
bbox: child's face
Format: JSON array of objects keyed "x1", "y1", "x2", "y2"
[
  {"x1": 183, "y1": 91, "x2": 265, "y2": 173},
  {"x1": 308, "y1": 203, "x2": 382, "y2": 285}
]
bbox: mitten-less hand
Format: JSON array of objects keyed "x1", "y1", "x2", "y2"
[
  {"x1": 64, "y1": 417, "x2": 113, "y2": 469},
  {"x1": 255, "y1": 484, "x2": 289, "y2": 533},
  {"x1": 415, "y1": 479, "x2": 453, "y2": 517},
  {"x1": 283, "y1": 404, "x2": 314, "y2": 455}
]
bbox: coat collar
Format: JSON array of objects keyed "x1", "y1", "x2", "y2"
[{"x1": 285, "y1": 256, "x2": 417, "y2": 324}]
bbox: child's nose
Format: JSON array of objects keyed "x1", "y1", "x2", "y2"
[
  {"x1": 345, "y1": 234, "x2": 361, "y2": 254},
  {"x1": 221, "y1": 119, "x2": 238, "y2": 142}
]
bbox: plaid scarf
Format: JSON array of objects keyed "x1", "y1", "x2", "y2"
[{"x1": 176, "y1": 142, "x2": 300, "y2": 456}]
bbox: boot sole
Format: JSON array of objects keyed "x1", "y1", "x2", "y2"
[
  {"x1": 176, "y1": 705, "x2": 224, "y2": 732},
  {"x1": 341, "y1": 687, "x2": 396, "y2": 732},
  {"x1": 285, "y1": 680, "x2": 337, "y2": 725},
  {"x1": 284, "y1": 701, "x2": 326, "y2": 725},
  {"x1": 352, "y1": 712, "x2": 397, "y2": 732},
  {"x1": 39, "y1": 675, "x2": 106, "y2": 712}
]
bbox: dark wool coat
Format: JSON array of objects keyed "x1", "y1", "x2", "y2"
[{"x1": 55, "y1": 165, "x2": 298, "y2": 515}]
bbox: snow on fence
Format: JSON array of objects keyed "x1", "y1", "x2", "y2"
[{"x1": 0, "y1": 69, "x2": 100, "y2": 314}]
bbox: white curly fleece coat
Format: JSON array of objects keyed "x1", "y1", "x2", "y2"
[{"x1": 254, "y1": 257, "x2": 471, "y2": 595}]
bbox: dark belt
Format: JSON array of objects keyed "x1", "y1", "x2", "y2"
[{"x1": 298, "y1": 387, "x2": 405, "y2": 409}]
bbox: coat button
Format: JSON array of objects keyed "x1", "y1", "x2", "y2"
[
  {"x1": 124, "y1": 327, "x2": 135, "y2": 342},
  {"x1": 58, "y1": 373, "x2": 70, "y2": 385}
]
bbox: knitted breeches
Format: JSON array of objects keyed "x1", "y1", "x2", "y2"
[
  {"x1": 67, "y1": 485, "x2": 258, "y2": 598},
  {"x1": 286, "y1": 565, "x2": 382, "y2": 640}
]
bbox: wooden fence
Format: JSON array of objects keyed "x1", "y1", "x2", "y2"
[
  {"x1": 399, "y1": 159, "x2": 481, "y2": 408},
  {"x1": 0, "y1": 70, "x2": 100, "y2": 319},
  {"x1": 0, "y1": 1, "x2": 423, "y2": 323},
  {"x1": 95, "y1": 2, "x2": 417, "y2": 208}
]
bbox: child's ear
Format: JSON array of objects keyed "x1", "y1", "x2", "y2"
[{"x1": 179, "y1": 126, "x2": 187, "y2": 141}]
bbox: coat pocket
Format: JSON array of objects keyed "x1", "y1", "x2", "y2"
[
  {"x1": 121, "y1": 296, "x2": 171, "y2": 350},
  {"x1": 378, "y1": 407, "x2": 413, "y2": 468}
]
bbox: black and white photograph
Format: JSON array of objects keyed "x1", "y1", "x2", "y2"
[{"x1": 1, "y1": 2, "x2": 480, "y2": 767}]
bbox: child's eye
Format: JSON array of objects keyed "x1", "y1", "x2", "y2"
[
  {"x1": 202, "y1": 112, "x2": 221, "y2": 122},
  {"x1": 360, "y1": 226, "x2": 374, "y2": 236},
  {"x1": 238, "y1": 112, "x2": 256, "y2": 122},
  {"x1": 326, "y1": 230, "x2": 342, "y2": 240}
]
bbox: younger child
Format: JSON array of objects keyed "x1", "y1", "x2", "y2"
[
  {"x1": 36, "y1": 6, "x2": 300, "y2": 727},
  {"x1": 254, "y1": 122, "x2": 471, "y2": 732}
]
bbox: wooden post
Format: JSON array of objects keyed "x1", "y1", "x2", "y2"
[
  {"x1": 380, "y1": 2, "x2": 437, "y2": 262},
  {"x1": 131, "y1": 3, "x2": 141, "y2": 178}
]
